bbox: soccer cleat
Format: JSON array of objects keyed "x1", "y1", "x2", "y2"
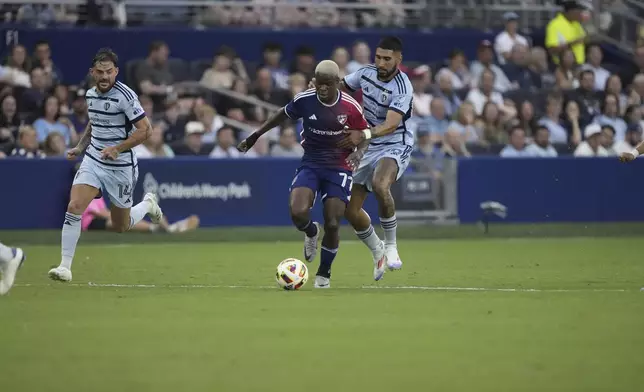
[
  {"x1": 373, "y1": 241, "x2": 387, "y2": 281},
  {"x1": 0, "y1": 248, "x2": 26, "y2": 295},
  {"x1": 145, "y1": 193, "x2": 163, "y2": 224},
  {"x1": 303, "y1": 222, "x2": 320, "y2": 263},
  {"x1": 386, "y1": 247, "x2": 403, "y2": 271},
  {"x1": 314, "y1": 275, "x2": 330, "y2": 289},
  {"x1": 48, "y1": 266, "x2": 72, "y2": 282}
]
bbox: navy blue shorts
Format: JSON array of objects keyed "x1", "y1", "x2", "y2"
[{"x1": 290, "y1": 166, "x2": 353, "y2": 205}]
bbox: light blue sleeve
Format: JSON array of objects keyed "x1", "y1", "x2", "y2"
[
  {"x1": 342, "y1": 67, "x2": 365, "y2": 92},
  {"x1": 390, "y1": 75, "x2": 414, "y2": 116}
]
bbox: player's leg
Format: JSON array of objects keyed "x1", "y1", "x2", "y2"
[
  {"x1": 314, "y1": 197, "x2": 345, "y2": 288},
  {"x1": 0, "y1": 242, "x2": 26, "y2": 295},
  {"x1": 289, "y1": 168, "x2": 320, "y2": 262},
  {"x1": 345, "y1": 183, "x2": 387, "y2": 281},
  {"x1": 106, "y1": 166, "x2": 163, "y2": 233},
  {"x1": 50, "y1": 162, "x2": 102, "y2": 282}
]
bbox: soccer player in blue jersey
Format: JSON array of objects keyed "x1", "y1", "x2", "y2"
[
  {"x1": 48, "y1": 48, "x2": 163, "y2": 282},
  {"x1": 0, "y1": 242, "x2": 25, "y2": 295},
  {"x1": 238, "y1": 60, "x2": 370, "y2": 288},
  {"x1": 334, "y1": 36, "x2": 414, "y2": 281}
]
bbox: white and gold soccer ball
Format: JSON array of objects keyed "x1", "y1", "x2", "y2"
[{"x1": 276, "y1": 258, "x2": 308, "y2": 290}]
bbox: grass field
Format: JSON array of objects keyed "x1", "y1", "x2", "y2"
[{"x1": 1, "y1": 234, "x2": 644, "y2": 391}]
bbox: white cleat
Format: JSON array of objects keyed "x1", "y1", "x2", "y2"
[
  {"x1": 48, "y1": 266, "x2": 72, "y2": 282},
  {"x1": 386, "y1": 247, "x2": 403, "y2": 271},
  {"x1": 145, "y1": 193, "x2": 163, "y2": 224},
  {"x1": 303, "y1": 222, "x2": 320, "y2": 263},
  {"x1": 0, "y1": 248, "x2": 26, "y2": 295},
  {"x1": 373, "y1": 241, "x2": 387, "y2": 281},
  {"x1": 314, "y1": 275, "x2": 331, "y2": 289}
]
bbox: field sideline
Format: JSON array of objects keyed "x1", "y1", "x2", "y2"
[{"x1": 1, "y1": 229, "x2": 643, "y2": 391}]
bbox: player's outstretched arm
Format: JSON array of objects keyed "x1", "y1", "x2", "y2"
[
  {"x1": 67, "y1": 122, "x2": 92, "y2": 160},
  {"x1": 101, "y1": 117, "x2": 152, "y2": 160},
  {"x1": 339, "y1": 111, "x2": 403, "y2": 148},
  {"x1": 619, "y1": 142, "x2": 644, "y2": 162},
  {"x1": 238, "y1": 108, "x2": 289, "y2": 153}
]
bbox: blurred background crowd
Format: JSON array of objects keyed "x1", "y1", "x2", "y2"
[{"x1": 1, "y1": 0, "x2": 644, "y2": 178}]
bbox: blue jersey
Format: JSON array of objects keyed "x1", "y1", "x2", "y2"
[
  {"x1": 343, "y1": 65, "x2": 414, "y2": 147},
  {"x1": 284, "y1": 89, "x2": 368, "y2": 171}
]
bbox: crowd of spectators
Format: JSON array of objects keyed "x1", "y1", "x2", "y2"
[{"x1": 1, "y1": 2, "x2": 644, "y2": 180}]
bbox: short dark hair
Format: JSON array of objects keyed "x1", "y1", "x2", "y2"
[
  {"x1": 149, "y1": 40, "x2": 167, "y2": 55},
  {"x1": 580, "y1": 69, "x2": 595, "y2": 80},
  {"x1": 295, "y1": 45, "x2": 315, "y2": 57},
  {"x1": 216, "y1": 45, "x2": 237, "y2": 59},
  {"x1": 377, "y1": 36, "x2": 403, "y2": 52},
  {"x1": 601, "y1": 124, "x2": 616, "y2": 135},
  {"x1": 92, "y1": 48, "x2": 118, "y2": 67},
  {"x1": 509, "y1": 126, "x2": 525, "y2": 136},
  {"x1": 35, "y1": 40, "x2": 49, "y2": 48},
  {"x1": 263, "y1": 42, "x2": 282, "y2": 52}
]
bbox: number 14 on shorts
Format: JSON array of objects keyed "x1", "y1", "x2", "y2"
[{"x1": 118, "y1": 184, "x2": 131, "y2": 199}]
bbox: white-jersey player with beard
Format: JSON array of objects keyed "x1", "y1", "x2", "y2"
[{"x1": 48, "y1": 48, "x2": 163, "y2": 282}]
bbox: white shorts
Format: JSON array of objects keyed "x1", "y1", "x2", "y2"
[
  {"x1": 73, "y1": 157, "x2": 139, "y2": 208},
  {"x1": 353, "y1": 144, "x2": 413, "y2": 192}
]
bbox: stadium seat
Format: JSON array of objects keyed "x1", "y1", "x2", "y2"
[{"x1": 190, "y1": 59, "x2": 212, "y2": 81}]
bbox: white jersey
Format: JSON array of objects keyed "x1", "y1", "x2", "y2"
[
  {"x1": 343, "y1": 65, "x2": 414, "y2": 147},
  {"x1": 85, "y1": 81, "x2": 145, "y2": 167}
]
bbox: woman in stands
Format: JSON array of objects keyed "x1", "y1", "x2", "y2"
[
  {"x1": 32, "y1": 95, "x2": 77, "y2": 146},
  {"x1": 604, "y1": 74, "x2": 629, "y2": 114},
  {"x1": 517, "y1": 100, "x2": 538, "y2": 137},
  {"x1": 476, "y1": 102, "x2": 506, "y2": 144},
  {"x1": 595, "y1": 93, "x2": 627, "y2": 141},
  {"x1": 43, "y1": 131, "x2": 67, "y2": 157},
  {"x1": 538, "y1": 95, "x2": 573, "y2": 144},
  {"x1": 447, "y1": 101, "x2": 480, "y2": 142},
  {"x1": 555, "y1": 49, "x2": 579, "y2": 90},
  {"x1": 133, "y1": 121, "x2": 175, "y2": 159}
]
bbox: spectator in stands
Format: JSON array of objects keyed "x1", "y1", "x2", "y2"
[
  {"x1": 433, "y1": 72, "x2": 461, "y2": 118},
  {"x1": 32, "y1": 40, "x2": 63, "y2": 84},
  {"x1": 503, "y1": 44, "x2": 540, "y2": 91},
  {"x1": 529, "y1": 47, "x2": 556, "y2": 89},
  {"x1": 447, "y1": 101, "x2": 480, "y2": 142},
  {"x1": 574, "y1": 123, "x2": 609, "y2": 157},
  {"x1": 604, "y1": 74, "x2": 628, "y2": 113},
  {"x1": 421, "y1": 97, "x2": 449, "y2": 142},
  {"x1": 555, "y1": 49, "x2": 579, "y2": 90},
  {"x1": 436, "y1": 49, "x2": 471, "y2": 91},
  {"x1": 631, "y1": 74, "x2": 644, "y2": 103},
  {"x1": 53, "y1": 84, "x2": 70, "y2": 116},
  {"x1": 43, "y1": 131, "x2": 66, "y2": 157},
  {"x1": 5, "y1": 44, "x2": 31, "y2": 73},
  {"x1": 562, "y1": 99, "x2": 583, "y2": 145},
  {"x1": 538, "y1": 95, "x2": 570, "y2": 144},
  {"x1": 136, "y1": 41, "x2": 174, "y2": 108},
  {"x1": 440, "y1": 128, "x2": 471, "y2": 158},
  {"x1": 138, "y1": 94, "x2": 154, "y2": 120},
  {"x1": 470, "y1": 40, "x2": 512, "y2": 93},
  {"x1": 624, "y1": 104, "x2": 643, "y2": 129},
  {"x1": 195, "y1": 104, "x2": 224, "y2": 144},
  {"x1": 0, "y1": 94, "x2": 21, "y2": 135},
  {"x1": 161, "y1": 98, "x2": 187, "y2": 144},
  {"x1": 517, "y1": 100, "x2": 538, "y2": 137},
  {"x1": 595, "y1": 93, "x2": 627, "y2": 141},
  {"x1": 10, "y1": 125, "x2": 45, "y2": 158},
  {"x1": 411, "y1": 66, "x2": 432, "y2": 117},
  {"x1": 133, "y1": 121, "x2": 174, "y2": 159},
  {"x1": 68, "y1": 89, "x2": 88, "y2": 134},
  {"x1": 261, "y1": 42, "x2": 289, "y2": 90},
  {"x1": 33, "y1": 95, "x2": 77, "y2": 146},
  {"x1": 466, "y1": 69, "x2": 506, "y2": 116},
  {"x1": 20, "y1": 67, "x2": 48, "y2": 113},
  {"x1": 500, "y1": 126, "x2": 530, "y2": 157},
  {"x1": 623, "y1": 123, "x2": 643, "y2": 150},
  {"x1": 600, "y1": 124, "x2": 629, "y2": 155},
  {"x1": 494, "y1": 12, "x2": 530, "y2": 65},
  {"x1": 582, "y1": 44, "x2": 610, "y2": 91},
  {"x1": 476, "y1": 102, "x2": 506, "y2": 145},
  {"x1": 290, "y1": 46, "x2": 315, "y2": 81},
  {"x1": 173, "y1": 121, "x2": 209, "y2": 156},
  {"x1": 567, "y1": 69, "x2": 600, "y2": 128},
  {"x1": 223, "y1": 78, "x2": 262, "y2": 123},
  {"x1": 620, "y1": 43, "x2": 644, "y2": 87},
  {"x1": 331, "y1": 47, "x2": 350, "y2": 79},
  {"x1": 253, "y1": 67, "x2": 290, "y2": 108},
  {"x1": 545, "y1": 0, "x2": 590, "y2": 65},
  {"x1": 200, "y1": 46, "x2": 236, "y2": 90},
  {"x1": 270, "y1": 126, "x2": 304, "y2": 158},
  {"x1": 347, "y1": 40, "x2": 371, "y2": 74},
  {"x1": 210, "y1": 126, "x2": 242, "y2": 158},
  {"x1": 288, "y1": 73, "x2": 307, "y2": 100},
  {"x1": 525, "y1": 126, "x2": 558, "y2": 157}
]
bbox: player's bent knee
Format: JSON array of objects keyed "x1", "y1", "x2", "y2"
[
  {"x1": 67, "y1": 199, "x2": 86, "y2": 215},
  {"x1": 324, "y1": 219, "x2": 340, "y2": 233},
  {"x1": 289, "y1": 204, "x2": 309, "y2": 221},
  {"x1": 372, "y1": 179, "x2": 392, "y2": 197}
]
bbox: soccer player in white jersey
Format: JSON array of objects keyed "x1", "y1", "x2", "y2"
[
  {"x1": 336, "y1": 36, "x2": 414, "y2": 281},
  {"x1": 48, "y1": 48, "x2": 163, "y2": 282},
  {"x1": 0, "y1": 243, "x2": 25, "y2": 295}
]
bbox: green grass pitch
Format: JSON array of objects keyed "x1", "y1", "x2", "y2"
[{"x1": 1, "y1": 236, "x2": 643, "y2": 391}]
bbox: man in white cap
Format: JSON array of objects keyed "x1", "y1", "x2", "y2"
[
  {"x1": 574, "y1": 123, "x2": 609, "y2": 157},
  {"x1": 494, "y1": 11, "x2": 530, "y2": 65}
]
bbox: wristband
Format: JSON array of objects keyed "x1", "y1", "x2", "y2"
[
  {"x1": 363, "y1": 129, "x2": 372, "y2": 140},
  {"x1": 631, "y1": 149, "x2": 640, "y2": 158}
]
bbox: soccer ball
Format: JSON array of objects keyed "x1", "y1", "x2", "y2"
[{"x1": 276, "y1": 258, "x2": 309, "y2": 290}]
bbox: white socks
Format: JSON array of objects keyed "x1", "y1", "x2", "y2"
[
  {"x1": 380, "y1": 215, "x2": 397, "y2": 248},
  {"x1": 355, "y1": 225, "x2": 382, "y2": 253},
  {"x1": 0, "y1": 242, "x2": 13, "y2": 264},
  {"x1": 61, "y1": 212, "x2": 82, "y2": 270},
  {"x1": 129, "y1": 200, "x2": 150, "y2": 230}
]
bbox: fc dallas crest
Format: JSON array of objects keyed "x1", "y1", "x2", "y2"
[{"x1": 337, "y1": 114, "x2": 347, "y2": 124}]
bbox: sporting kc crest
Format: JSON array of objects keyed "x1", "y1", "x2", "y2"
[
  {"x1": 337, "y1": 114, "x2": 347, "y2": 124},
  {"x1": 104, "y1": 102, "x2": 110, "y2": 110}
]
